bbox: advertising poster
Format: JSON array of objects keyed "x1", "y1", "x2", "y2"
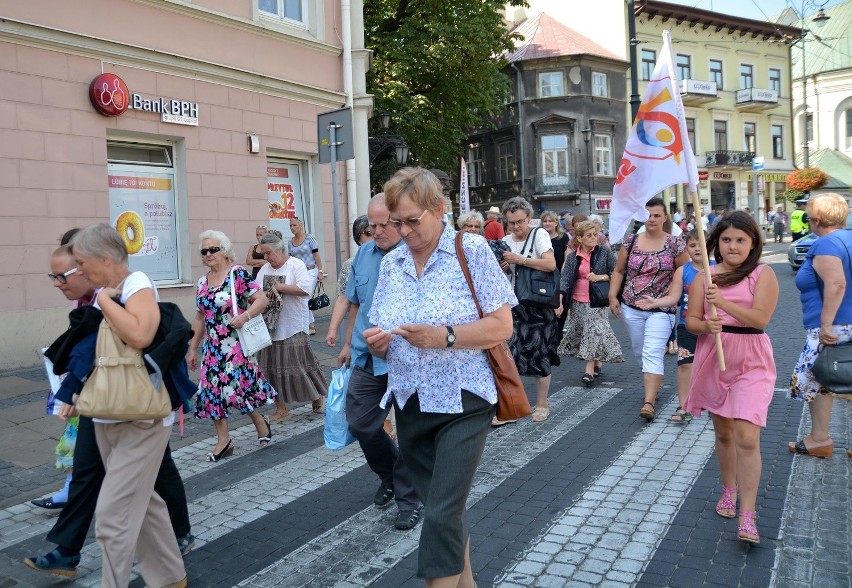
[
  {"x1": 107, "y1": 166, "x2": 179, "y2": 281},
  {"x1": 267, "y1": 163, "x2": 306, "y2": 239}
]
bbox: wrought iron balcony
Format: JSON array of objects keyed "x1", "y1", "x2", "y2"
[
  {"x1": 705, "y1": 151, "x2": 754, "y2": 168},
  {"x1": 534, "y1": 172, "x2": 579, "y2": 194}
]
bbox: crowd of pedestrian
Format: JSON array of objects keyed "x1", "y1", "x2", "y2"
[{"x1": 23, "y1": 175, "x2": 851, "y2": 585}]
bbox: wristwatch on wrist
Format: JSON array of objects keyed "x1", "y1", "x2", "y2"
[{"x1": 445, "y1": 325, "x2": 456, "y2": 348}]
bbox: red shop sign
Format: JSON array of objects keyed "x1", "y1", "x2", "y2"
[{"x1": 89, "y1": 73, "x2": 130, "y2": 117}]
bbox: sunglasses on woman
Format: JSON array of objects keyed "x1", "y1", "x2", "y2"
[
  {"x1": 48, "y1": 267, "x2": 78, "y2": 284},
  {"x1": 200, "y1": 247, "x2": 222, "y2": 255},
  {"x1": 388, "y1": 209, "x2": 429, "y2": 230}
]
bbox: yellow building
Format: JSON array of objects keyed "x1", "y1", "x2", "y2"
[{"x1": 519, "y1": 0, "x2": 801, "y2": 223}]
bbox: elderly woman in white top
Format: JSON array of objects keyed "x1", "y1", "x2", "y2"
[
  {"x1": 456, "y1": 210, "x2": 484, "y2": 235},
  {"x1": 256, "y1": 232, "x2": 327, "y2": 420},
  {"x1": 69, "y1": 223, "x2": 186, "y2": 588},
  {"x1": 366, "y1": 167, "x2": 516, "y2": 588}
]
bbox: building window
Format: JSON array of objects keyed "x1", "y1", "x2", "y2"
[
  {"x1": 709, "y1": 59, "x2": 723, "y2": 89},
  {"x1": 676, "y1": 54, "x2": 691, "y2": 81},
  {"x1": 772, "y1": 124, "x2": 783, "y2": 158},
  {"x1": 497, "y1": 141, "x2": 516, "y2": 183},
  {"x1": 593, "y1": 134, "x2": 613, "y2": 176},
  {"x1": 641, "y1": 49, "x2": 656, "y2": 81},
  {"x1": 538, "y1": 71, "x2": 564, "y2": 98},
  {"x1": 744, "y1": 122, "x2": 756, "y2": 153},
  {"x1": 685, "y1": 117, "x2": 696, "y2": 151},
  {"x1": 714, "y1": 120, "x2": 727, "y2": 151},
  {"x1": 468, "y1": 144, "x2": 484, "y2": 187},
  {"x1": 804, "y1": 113, "x2": 813, "y2": 143},
  {"x1": 540, "y1": 134, "x2": 570, "y2": 182},
  {"x1": 592, "y1": 72, "x2": 608, "y2": 97},
  {"x1": 740, "y1": 64, "x2": 753, "y2": 89},
  {"x1": 259, "y1": 0, "x2": 304, "y2": 23},
  {"x1": 847, "y1": 109, "x2": 852, "y2": 148},
  {"x1": 769, "y1": 68, "x2": 781, "y2": 93},
  {"x1": 106, "y1": 141, "x2": 181, "y2": 283}
]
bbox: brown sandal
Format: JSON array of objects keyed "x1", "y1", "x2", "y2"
[
  {"x1": 640, "y1": 401, "x2": 656, "y2": 421},
  {"x1": 788, "y1": 439, "x2": 833, "y2": 458}
]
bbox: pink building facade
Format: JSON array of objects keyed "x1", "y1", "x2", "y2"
[{"x1": 0, "y1": 0, "x2": 373, "y2": 367}]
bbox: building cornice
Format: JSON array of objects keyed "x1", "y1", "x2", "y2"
[{"x1": 0, "y1": 18, "x2": 346, "y2": 109}]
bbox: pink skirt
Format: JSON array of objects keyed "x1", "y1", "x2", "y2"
[{"x1": 684, "y1": 331, "x2": 775, "y2": 427}]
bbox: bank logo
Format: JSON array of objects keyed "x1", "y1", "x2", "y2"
[{"x1": 89, "y1": 73, "x2": 130, "y2": 117}]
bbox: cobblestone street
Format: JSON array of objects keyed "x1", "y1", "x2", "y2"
[{"x1": 0, "y1": 244, "x2": 849, "y2": 587}]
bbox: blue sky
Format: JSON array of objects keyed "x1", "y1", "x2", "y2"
[{"x1": 664, "y1": 0, "x2": 845, "y2": 21}]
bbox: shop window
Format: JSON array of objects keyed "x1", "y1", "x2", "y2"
[
  {"x1": 266, "y1": 158, "x2": 309, "y2": 239},
  {"x1": 107, "y1": 141, "x2": 181, "y2": 283},
  {"x1": 259, "y1": 0, "x2": 304, "y2": 23}
]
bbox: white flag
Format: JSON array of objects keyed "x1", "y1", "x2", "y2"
[
  {"x1": 610, "y1": 30, "x2": 699, "y2": 242},
  {"x1": 459, "y1": 157, "x2": 470, "y2": 215}
]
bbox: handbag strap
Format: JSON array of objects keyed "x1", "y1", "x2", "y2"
[
  {"x1": 815, "y1": 233, "x2": 852, "y2": 302},
  {"x1": 521, "y1": 227, "x2": 539, "y2": 258},
  {"x1": 229, "y1": 266, "x2": 242, "y2": 318},
  {"x1": 313, "y1": 282, "x2": 325, "y2": 297},
  {"x1": 454, "y1": 232, "x2": 485, "y2": 320}
]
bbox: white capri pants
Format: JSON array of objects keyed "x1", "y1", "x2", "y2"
[{"x1": 621, "y1": 305, "x2": 676, "y2": 376}]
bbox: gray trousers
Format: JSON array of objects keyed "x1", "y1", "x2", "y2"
[{"x1": 346, "y1": 362, "x2": 419, "y2": 510}]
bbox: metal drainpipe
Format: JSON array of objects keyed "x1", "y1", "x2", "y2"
[
  {"x1": 510, "y1": 62, "x2": 526, "y2": 198},
  {"x1": 627, "y1": 0, "x2": 641, "y2": 122},
  {"x1": 342, "y1": 0, "x2": 357, "y2": 223}
]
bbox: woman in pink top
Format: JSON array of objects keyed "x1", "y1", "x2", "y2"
[
  {"x1": 684, "y1": 211, "x2": 779, "y2": 546},
  {"x1": 557, "y1": 221, "x2": 623, "y2": 385}
]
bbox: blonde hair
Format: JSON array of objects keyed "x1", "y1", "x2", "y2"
[
  {"x1": 539, "y1": 210, "x2": 565, "y2": 235},
  {"x1": 384, "y1": 167, "x2": 447, "y2": 212},
  {"x1": 807, "y1": 193, "x2": 849, "y2": 229},
  {"x1": 573, "y1": 220, "x2": 597, "y2": 237}
]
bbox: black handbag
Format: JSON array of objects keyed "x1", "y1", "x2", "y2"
[
  {"x1": 589, "y1": 280, "x2": 610, "y2": 308},
  {"x1": 308, "y1": 282, "x2": 330, "y2": 311},
  {"x1": 812, "y1": 342, "x2": 852, "y2": 395},
  {"x1": 514, "y1": 228, "x2": 561, "y2": 308}
]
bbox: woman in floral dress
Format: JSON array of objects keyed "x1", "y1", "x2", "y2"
[{"x1": 187, "y1": 230, "x2": 276, "y2": 462}]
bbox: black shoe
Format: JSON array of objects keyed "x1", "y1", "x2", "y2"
[
  {"x1": 23, "y1": 549, "x2": 80, "y2": 577},
  {"x1": 394, "y1": 505, "x2": 423, "y2": 530},
  {"x1": 177, "y1": 533, "x2": 195, "y2": 556},
  {"x1": 373, "y1": 482, "x2": 394, "y2": 507},
  {"x1": 30, "y1": 498, "x2": 66, "y2": 510}
]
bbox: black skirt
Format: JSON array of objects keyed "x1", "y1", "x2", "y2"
[{"x1": 509, "y1": 303, "x2": 558, "y2": 377}]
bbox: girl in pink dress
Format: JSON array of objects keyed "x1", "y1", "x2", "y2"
[{"x1": 684, "y1": 211, "x2": 779, "y2": 545}]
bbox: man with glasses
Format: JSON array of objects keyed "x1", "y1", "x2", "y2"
[{"x1": 340, "y1": 194, "x2": 422, "y2": 530}]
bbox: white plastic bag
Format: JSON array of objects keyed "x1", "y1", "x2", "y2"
[{"x1": 324, "y1": 366, "x2": 356, "y2": 450}]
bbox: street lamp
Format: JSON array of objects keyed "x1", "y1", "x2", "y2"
[
  {"x1": 368, "y1": 113, "x2": 410, "y2": 185},
  {"x1": 795, "y1": 2, "x2": 830, "y2": 169},
  {"x1": 582, "y1": 127, "x2": 593, "y2": 213}
]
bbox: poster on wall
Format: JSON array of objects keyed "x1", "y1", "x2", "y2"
[
  {"x1": 107, "y1": 166, "x2": 179, "y2": 281},
  {"x1": 267, "y1": 163, "x2": 306, "y2": 239}
]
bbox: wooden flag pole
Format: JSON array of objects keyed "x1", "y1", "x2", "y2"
[{"x1": 689, "y1": 190, "x2": 726, "y2": 371}]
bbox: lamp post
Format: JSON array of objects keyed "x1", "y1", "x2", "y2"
[
  {"x1": 582, "y1": 127, "x2": 593, "y2": 214},
  {"x1": 796, "y1": 3, "x2": 830, "y2": 169},
  {"x1": 368, "y1": 113, "x2": 410, "y2": 188}
]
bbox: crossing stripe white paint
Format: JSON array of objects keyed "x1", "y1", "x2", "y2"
[
  {"x1": 0, "y1": 404, "x2": 325, "y2": 550},
  {"x1": 494, "y1": 395, "x2": 717, "y2": 586},
  {"x1": 235, "y1": 385, "x2": 620, "y2": 587}
]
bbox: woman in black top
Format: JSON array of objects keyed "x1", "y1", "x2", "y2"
[{"x1": 541, "y1": 211, "x2": 570, "y2": 349}]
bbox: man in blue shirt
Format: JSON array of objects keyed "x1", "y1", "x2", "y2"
[{"x1": 342, "y1": 194, "x2": 421, "y2": 530}]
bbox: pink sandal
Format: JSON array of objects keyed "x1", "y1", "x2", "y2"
[
  {"x1": 738, "y1": 511, "x2": 760, "y2": 544},
  {"x1": 715, "y1": 485, "x2": 737, "y2": 518}
]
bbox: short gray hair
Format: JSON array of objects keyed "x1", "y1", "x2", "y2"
[
  {"x1": 71, "y1": 223, "x2": 128, "y2": 264},
  {"x1": 259, "y1": 231, "x2": 288, "y2": 252},
  {"x1": 198, "y1": 229, "x2": 235, "y2": 262},
  {"x1": 502, "y1": 196, "x2": 534, "y2": 219},
  {"x1": 457, "y1": 211, "x2": 484, "y2": 228}
]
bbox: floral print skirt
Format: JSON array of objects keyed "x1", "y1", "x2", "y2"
[
  {"x1": 55, "y1": 416, "x2": 78, "y2": 471},
  {"x1": 557, "y1": 300, "x2": 624, "y2": 363},
  {"x1": 790, "y1": 324, "x2": 852, "y2": 401}
]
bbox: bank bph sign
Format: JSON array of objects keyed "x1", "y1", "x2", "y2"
[{"x1": 89, "y1": 73, "x2": 199, "y2": 126}]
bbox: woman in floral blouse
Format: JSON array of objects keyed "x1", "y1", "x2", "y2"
[
  {"x1": 366, "y1": 168, "x2": 516, "y2": 587},
  {"x1": 187, "y1": 230, "x2": 276, "y2": 462}
]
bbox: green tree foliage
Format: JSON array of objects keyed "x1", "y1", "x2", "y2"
[{"x1": 365, "y1": 0, "x2": 526, "y2": 177}]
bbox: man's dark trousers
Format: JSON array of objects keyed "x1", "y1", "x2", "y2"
[
  {"x1": 46, "y1": 415, "x2": 190, "y2": 552},
  {"x1": 346, "y1": 362, "x2": 419, "y2": 510}
]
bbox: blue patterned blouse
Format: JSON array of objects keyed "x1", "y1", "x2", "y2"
[{"x1": 369, "y1": 223, "x2": 517, "y2": 413}]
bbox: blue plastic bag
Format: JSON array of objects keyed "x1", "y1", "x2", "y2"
[{"x1": 324, "y1": 366, "x2": 357, "y2": 451}]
